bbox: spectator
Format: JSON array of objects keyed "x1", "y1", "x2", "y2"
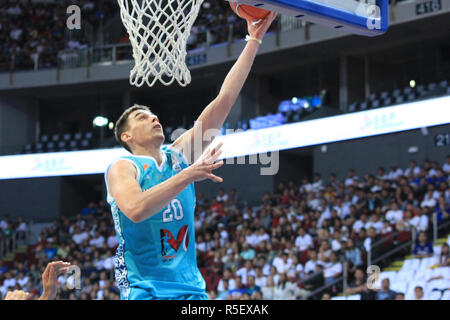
[
  {"x1": 228, "y1": 276, "x2": 246, "y2": 299},
  {"x1": 395, "y1": 292, "x2": 405, "y2": 300},
  {"x1": 435, "y1": 243, "x2": 449, "y2": 267},
  {"x1": 376, "y1": 278, "x2": 397, "y2": 300},
  {"x1": 323, "y1": 252, "x2": 342, "y2": 285},
  {"x1": 413, "y1": 232, "x2": 434, "y2": 258},
  {"x1": 273, "y1": 272, "x2": 302, "y2": 300},
  {"x1": 344, "y1": 238, "x2": 363, "y2": 273},
  {"x1": 217, "y1": 279, "x2": 230, "y2": 300},
  {"x1": 245, "y1": 275, "x2": 261, "y2": 296},
  {"x1": 295, "y1": 227, "x2": 313, "y2": 252},
  {"x1": 346, "y1": 268, "x2": 375, "y2": 300},
  {"x1": 413, "y1": 286, "x2": 424, "y2": 300},
  {"x1": 261, "y1": 275, "x2": 276, "y2": 300}
]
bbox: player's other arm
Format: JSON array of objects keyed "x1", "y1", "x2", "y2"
[
  {"x1": 108, "y1": 144, "x2": 224, "y2": 223},
  {"x1": 172, "y1": 13, "x2": 278, "y2": 163}
]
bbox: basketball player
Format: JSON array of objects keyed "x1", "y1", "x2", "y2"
[{"x1": 105, "y1": 12, "x2": 278, "y2": 300}]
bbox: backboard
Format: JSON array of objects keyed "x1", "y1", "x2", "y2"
[{"x1": 226, "y1": 0, "x2": 388, "y2": 36}]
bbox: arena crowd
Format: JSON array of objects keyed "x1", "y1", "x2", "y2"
[{"x1": 0, "y1": 155, "x2": 449, "y2": 299}]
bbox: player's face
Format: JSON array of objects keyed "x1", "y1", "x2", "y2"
[{"x1": 127, "y1": 109, "x2": 165, "y2": 146}]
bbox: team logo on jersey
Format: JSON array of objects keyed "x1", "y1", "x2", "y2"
[
  {"x1": 172, "y1": 156, "x2": 182, "y2": 172},
  {"x1": 160, "y1": 225, "x2": 189, "y2": 261},
  {"x1": 143, "y1": 164, "x2": 149, "y2": 171}
]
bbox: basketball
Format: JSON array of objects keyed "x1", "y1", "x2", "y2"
[{"x1": 229, "y1": 2, "x2": 271, "y2": 21}]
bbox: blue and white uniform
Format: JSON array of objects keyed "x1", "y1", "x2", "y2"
[{"x1": 104, "y1": 145, "x2": 207, "y2": 300}]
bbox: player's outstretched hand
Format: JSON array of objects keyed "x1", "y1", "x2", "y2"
[
  {"x1": 38, "y1": 261, "x2": 71, "y2": 300},
  {"x1": 247, "y1": 11, "x2": 278, "y2": 41},
  {"x1": 4, "y1": 290, "x2": 31, "y2": 300},
  {"x1": 186, "y1": 142, "x2": 224, "y2": 183}
]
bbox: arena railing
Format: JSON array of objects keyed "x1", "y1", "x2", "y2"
[{"x1": 1, "y1": 16, "x2": 307, "y2": 74}]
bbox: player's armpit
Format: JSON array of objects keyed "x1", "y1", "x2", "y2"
[{"x1": 108, "y1": 160, "x2": 142, "y2": 222}]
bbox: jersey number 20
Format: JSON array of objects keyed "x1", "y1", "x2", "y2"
[{"x1": 162, "y1": 199, "x2": 184, "y2": 222}]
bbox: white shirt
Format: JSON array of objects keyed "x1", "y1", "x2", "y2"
[
  {"x1": 0, "y1": 220, "x2": 7, "y2": 230},
  {"x1": 404, "y1": 167, "x2": 421, "y2": 177},
  {"x1": 442, "y1": 162, "x2": 450, "y2": 173},
  {"x1": 236, "y1": 267, "x2": 256, "y2": 285},
  {"x1": 217, "y1": 278, "x2": 236, "y2": 292},
  {"x1": 421, "y1": 198, "x2": 437, "y2": 208},
  {"x1": 3, "y1": 278, "x2": 16, "y2": 289},
  {"x1": 17, "y1": 222, "x2": 27, "y2": 232},
  {"x1": 103, "y1": 256, "x2": 114, "y2": 270},
  {"x1": 323, "y1": 262, "x2": 343, "y2": 278},
  {"x1": 410, "y1": 215, "x2": 429, "y2": 232},
  {"x1": 255, "y1": 276, "x2": 267, "y2": 288},
  {"x1": 304, "y1": 259, "x2": 318, "y2": 275},
  {"x1": 352, "y1": 220, "x2": 366, "y2": 233},
  {"x1": 331, "y1": 239, "x2": 342, "y2": 252},
  {"x1": 388, "y1": 168, "x2": 403, "y2": 180},
  {"x1": 367, "y1": 220, "x2": 383, "y2": 233},
  {"x1": 295, "y1": 234, "x2": 313, "y2": 252},
  {"x1": 245, "y1": 234, "x2": 258, "y2": 247},
  {"x1": 255, "y1": 233, "x2": 270, "y2": 245},
  {"x1": 72, "y1": 232, "x2": 88, "y2": 245},
  {"x1": 385, "y1": 209, "x2": 404, "y2": 224},
  {"x1": 89, "y1": 236, "x2": 105, "y2": 248},
  {"x1": 217, "y1": 194, "x2": 229, "y2": 202},
  {"x1": 107, "y1": 235, "x2": 119, "y2": 248}
]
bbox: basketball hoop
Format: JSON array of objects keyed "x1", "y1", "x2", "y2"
[{"x1": 117, "y1": 0, "x2": 204, "y2": 87}]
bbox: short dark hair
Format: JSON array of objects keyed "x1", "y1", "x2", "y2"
[{"x1": 114, "y1": 105, "x2": 151, "y2": 153}]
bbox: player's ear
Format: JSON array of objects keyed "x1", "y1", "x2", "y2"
[{"x1": 121, "y1": 131, "x2": 132, "y2": 144}]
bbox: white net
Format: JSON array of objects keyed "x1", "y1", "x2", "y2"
[{"x1": 117, "y1": 0, "x2": 204, "y2": 87}]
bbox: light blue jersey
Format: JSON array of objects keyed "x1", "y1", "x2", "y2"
[{"x1": 104, "y1": 145, "x2": 207, "y2": 300}]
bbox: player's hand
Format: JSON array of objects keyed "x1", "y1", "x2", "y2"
[
  {"x1": 186, "y1": 142, "x2": 224, "y2": 183},
  {"x1": 4, "y1": 290, "x2": 31, "y2": 300},
  {"x1": 38, "y1": 261, "x2": 71, "y2": 300},
  {"x1": 247, "y1": 12, "x2": 278, "y2": 41}
]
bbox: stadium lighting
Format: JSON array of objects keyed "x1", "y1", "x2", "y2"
[
  {"x1": 292, "y1": 97, "x2": 298, "y2": 104},
  {"x1": 93, "y1": 116, "x2": 109, "y2": 127},
  {"x1": 108, "y1": 122, "x2": 114, "y2": 130},
  {"x1": 409, "y1": 80, "x2": 416, "y2": 88},
  {"x1": 304, "y1": 102, "x2": 310, "y2": 109}
]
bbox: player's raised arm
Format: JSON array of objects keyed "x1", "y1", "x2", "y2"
[
  {"x1": 108, "y1": 143, "x2": 224, "y2": 223},
  {"x1": 172, "y1": 13, "x2": 277, "y2": 163}
]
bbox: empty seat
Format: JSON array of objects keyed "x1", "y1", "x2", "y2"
[
  {"x1": 426, "y1": 290, "x2": 443, "y2": 300},
  {"x1": 380, "y1": 91, "x2": 389, "y2": 99},
  {"x1": 371, "y1": 100, "x2": 380, "y2": 108},
  {"x1": 427, "y1": 82, "x2": 437, "y2": 91},
  {"x1": 401, "y1": 259, "x2": 420, "y2": 272},
  {"x1": 331, "y1": 296, "x2": 347, "y2": 300},
  {"x1": 392, "y1": 89, "x2": 401, "y2": 97},
  {"x1": 51, "y1": 134, "x2": 60, "y2": 142},
  {"x1": 35, "y1": 143, "x2": 43, "y2": 152},
  {"x1": 359, "y1": 101, "x2": 368, "y2": 110},
  {"x1": 390, "y1": 280, "x2": 408, "y2": 294},
  {"x1": 69, "y1": 141, "x2": 78, "y2": 148},
  {"x1": 418, "y1": 257, "x2": 436, "y2": 271},
  {"x1": 442, "y1": 290, "x2": 450, "y2": 300},
  {"x1": 368, "y1": 93, "x2": 377, "y2": 101},
  {"x1": 80, "y1": 140, "x2": 89, "y2": 148},
  {"x1": 395, "y1": 95, "x2": 404, "y2": 104},
  {"x1": 348, "y1": 102, "x2": 357, "y2": 112},
  {"x1": 346, "y1": 294, "x2": 361, "y2": 300},
  {"x1": 403, "y1": 87, "x2": 412, "y2": 95},
  {"x1": 58, "y1": 141, "x2": 66, "y2": 149},
  {"x1": 407, "y1": 93, "x2": 416, "y2": 101},
  {"x1": 63, "y1": 133, "x2": 71, "y2": 141},
  {"x1": 41, "y1": 135, "x2": 49, "y2": 142},
  {"x1": 74, "y1": 132, "x2": 82, "y2": 140},
  {"x1": 383, "y1": 97, "x2": 392, "y2": 106},
  {"x1": 47, "y1": 142, "x2": 55, "y2": 149},
  {"x1": 85, "y1": 132, "x2": 93, "y2": 140}
]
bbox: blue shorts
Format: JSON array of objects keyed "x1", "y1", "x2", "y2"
[{"x1": 121, "y1": 287, "x2": 208, "y2": 300}]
